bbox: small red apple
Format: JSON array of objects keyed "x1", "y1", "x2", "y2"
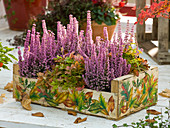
[{"x1": 0, "y1": 62, "x2": 3, "y2": 67}]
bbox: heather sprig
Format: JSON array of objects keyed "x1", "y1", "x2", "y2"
[
  {"x1": 78, "y1": 11, "x2": 131, "y2": 91},
  {"x1": 18, "y1": 20, "x2": 57, "y2": 78}
]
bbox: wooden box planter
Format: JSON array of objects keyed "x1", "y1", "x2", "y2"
[{"x1": 13, "y1": 64, "x2": 158, "y2": 120}]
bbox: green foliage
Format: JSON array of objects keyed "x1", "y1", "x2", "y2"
[
  {"x1": 50, "y1": 54, "x2": 85, "y2": 90},
  {"x1": 113, "y1": 107, "x2": 170, "y2": 128},
  {"x1": 15, "y1": 89, "x2": 21, "y2": 100},
  {"x1": 0, "y1": 42, "x2": 17, "y2": 71},
  {"x1": 91, "y1": 3, "x2": 119, "y2": 26},
  {"x1": 123, "y1": 44, "x2": 150, "y2": 76},
  {"x1": 28, "y1": 0, "x2": 92, "y2": 38}
]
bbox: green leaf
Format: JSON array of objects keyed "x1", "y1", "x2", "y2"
[
  {"x1": 97, "y1": 9, "x2": 104, "y2": 15},
  {"x1": 45, "y1": 98, "x2": 59, "y2": 107},
  {"x1": 15, "y1": 89, "x2": 20, "y2": 100},
  {"x1": 19, "y1": 77, "x2": 23, "y2": 84},
  {"x1": 30, "y1": 92, "x2": 40, "y2": 101},
  {"x1": 123, "y1": 123, "x2": 128, "y2": 127},
  {"x1": 99, "y1": 94, "x2": 107, "y2": 110},
  {"x1": 25, "y1": 79, "x2": 28, "y2": 86},
  {"x1": 27, "y1": 81, "x2": 36, "y2": 89},
  {"x1": 112, "y1": 124, "x2": 118, "y2": 128},
  {"x1": 8, "y1": 53, "x2": 18, "y2": 61},
  {"x1": 142, "y1": 97, "x2": 148, "y2": 105},
  {"x1": 88, "y1": 100, "x2": 102, "y2": 114},
  {"x1": 104, "y1": 17, "x2": 112, "y2": 26}
]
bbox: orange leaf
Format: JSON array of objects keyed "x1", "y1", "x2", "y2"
[
  {"x1": 107, "y1": 96, "x2": 115, "y2": 112},
  {"x1": 145, "y1": 119, "x2": 156, "y2": 123},
  {"x1": 4, "y1": 82, "x2": 13, "y2": 91},
  {"x1": 68, "y1": 111, "x2": 77, "y2": 116},
  {"x1": 85, "y1": 92, "x2": 93, "y2": 100},
  {"x1": 146, "y1": 109, "x2": 161, "y2": 115},
  {"x1": 159, "y1": 88, "x2": 170, "y2": 98},
  {"x1": 133, "y1": 70, "x2": 139, "y2": 76},
  {"x1": 32, "y1": 112, "x2": 44, "y2": 117},
  {"x1": 21, "y1": 93, "x2": 32, "y2": 111}
]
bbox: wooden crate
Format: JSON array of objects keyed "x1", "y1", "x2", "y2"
[{"x1": 13, "y1": 64, "x2": 158, "y2": 120}]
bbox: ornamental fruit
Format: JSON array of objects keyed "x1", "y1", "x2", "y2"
[
  {"x1": 0, "y1": 62, "x2": 3, "y2": 67},
  {"x1": 119, "y1": 2, "x2": 125, "y2": 7}
]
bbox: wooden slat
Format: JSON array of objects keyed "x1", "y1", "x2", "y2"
[
  {"x1": 136, "y1": 0, "x2": 146, "y2": 43},
  {"x1": 158, "y1": 17, "x2": 169, "y2": 52}
]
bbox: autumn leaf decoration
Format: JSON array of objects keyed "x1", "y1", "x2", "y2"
[
  {"x1": 120, "y1": 82, "x2": 134, "y2": 112},
  {"x1": 107, "y1": 96, "x2": 115, "y2": 112}
]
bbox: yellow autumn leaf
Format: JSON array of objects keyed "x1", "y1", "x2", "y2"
[
  {"x1": 55, "y1": 92, "x2": 69, "y2": 104},
  {"x1": 107, "y1": 96, "x2": 115, "y2": 112}
]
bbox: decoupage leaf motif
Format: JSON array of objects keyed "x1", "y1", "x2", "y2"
[
  {"x1": 107, "y1": 96, "x2": 115, "y2": 112},
  {"x1": 133, "y1": 69, "x2": 139, "y2": 76},
  {"x1": 99, "y1": 94, "x2": 107, "y2": 110},
  {"x1": 132, "y1": 80, "x2": 136, "y2": 87},
  {"x1": 55, "y1": 92, "x2": 69, "y2": 104},
  {"x1": 19, "y1": 77, "x2": 23, "y2": 84},
  {"x1": 129, "y1": 97, "x2": 136, "y2": 108},
  {"x1": 85, "y1": 92, "x2": 93, "y2": 100},
  {"x1": 88, "y1": 101, "x2": 102, "y2": 114},
  {"x1": 45, "y1": 97, "x2": 58, "y2": 107},
  {"x1": 30, "y1": 92, "x2": 40, "y2": 101},
  {"x1": 15, "y1": 89, "x2": 21, "y2": 100},
  {"x1": 142, "y1": 97, "x2": 148, "y2": 105},
  {"x1": 27, "y1": 81, "x2": 36, "y2": 89},
  {"x1": 121, "y1": 82, "x2": 130, "y2": 101},
  {"x1": 129, "y1": 87, "x2": 133, "y2": 101},
  {"x1": 25, "y1": 79, "x2": 28, "y2": 86},
  {"x1": 63, "y1": 97, "x2": 75, "y2": 107}
]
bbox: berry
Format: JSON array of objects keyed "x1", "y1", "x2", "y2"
[{"x1": 0, "y1": 62, "x2": 3, "y2": 67}]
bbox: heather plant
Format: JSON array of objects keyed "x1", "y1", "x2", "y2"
[
  {"x1": 18, "y1": 14, "x2": 81, "y2": 78},
  {"x1": 18, "y1": 10, "x2": 150, "y2": 92},
  {"x1": 18, "y1": 20, "x2": 57, "y2": 78},
  {"x1": 122, "y1": 21, "x2": 150, "y2": 76},
  {"x1": 78, "y1": 11, "x2": 131, "y2": 91}
]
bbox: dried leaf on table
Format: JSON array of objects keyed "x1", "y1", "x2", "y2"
[
  {"x1": 4, "y1": 82, "x2": 13, "y2": 92},
  {"x1": 32, "y1": 112, "x2": 44, "y2": 117},
  {"x1": 21, "y1": 93, "x2": 32, "y2": 111},
  {"x1": 74, "y1": 117, "x2": 81, "y2": 124},
  {"x1": 147, "y1": 109, "x2": 161, "y2": 115},
  {"x1": 159, "y1": 89, "x2": 170, "y2": 98},
  {"x1": 145, "y1": 118, "x2": 156, "y2": 123},
  {"x1": 1, "y1": 94, "x2": 5, "y2": 98},
  {"x1": 74, "y1": 117, "x2": 87, "y2": 124},
  {"x1": 0, "y1": 97, "x2": 4, "y2": 104},
  {"x1": 78, "y1": 117, "x2": 87, "y2": 123},
  {"x1": 68, "y1": 110, "x2": 77, "y2": 116}
]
